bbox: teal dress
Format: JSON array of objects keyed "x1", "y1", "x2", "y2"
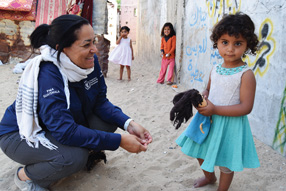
[{"x1": 176, "y1": 64, "x2": 260, "y2": 172}]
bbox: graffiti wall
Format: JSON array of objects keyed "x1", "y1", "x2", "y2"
[
  {"x1": 137, "y1": 0, "x2": 177, "y2": 70},
  {"x1": 137, "y1": 0, "x2": 286, "y2": 156}
]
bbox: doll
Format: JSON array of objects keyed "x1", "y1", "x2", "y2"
[{"x1": 170, "y1": 89, "x2": 210, "y2": 144}]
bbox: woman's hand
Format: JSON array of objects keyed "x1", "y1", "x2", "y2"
[
  {"x1": 197, "y1": 99, "x2": 216, "y2": 116},
  {"x1": 127, "y1": 121, "x2": 152, "y2": 146},
  {"x1": 120, "y1": 134, "x2": 148, "y2": 153}
]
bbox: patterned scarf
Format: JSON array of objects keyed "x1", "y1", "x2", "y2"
[{"x1": 16, "y1": 45, "x2": 93, "y2": 150}]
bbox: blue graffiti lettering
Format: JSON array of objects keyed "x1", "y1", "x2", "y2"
[
  {"x1": 185, "y1": 35, "x2": 207, "y2": 58},
  {"x1": 187, "y1": 58, "x2": 204, "y2": 83},
  {"x1": 188, "y1": 59, "x2": 193, "y2": 71},
  {"x1": 189, "y1": 6, "x2": 207, "y2": 28},
  {"x1": 210, "y1": 48, "x2": 223, "y2": 66}
]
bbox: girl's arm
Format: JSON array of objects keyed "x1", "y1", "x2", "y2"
[
  {"x1": 202, "y1": 72, "x2": 211, "y2": 99},
  {"x1": 116, "y1": 36, "x2": 123, "y2": 45},
  {"x1": 130, "y1": 39, "x2": 134, "y2": 60},
  {"x1": 167, "y1": 36, "x2": 176, "y2": 56},
  {"x1": 160, "y1": 37, "x2": 164, "y2": 56},
  {"x1": 198, "y1": 70, "x2": 256, "y2": 116}
]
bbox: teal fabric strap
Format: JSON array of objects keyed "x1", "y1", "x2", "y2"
[{"x1": 216, "y1": 63, "x2": 247, "y2": 75}]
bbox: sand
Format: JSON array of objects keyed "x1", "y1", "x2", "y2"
[{"x1": 0, "y1": 59, "x2": 286, "y2": 191}]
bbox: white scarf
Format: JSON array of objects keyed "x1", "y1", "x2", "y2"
[{"x1": 16, "y1": 45, "x2": 94, "y2": 150}]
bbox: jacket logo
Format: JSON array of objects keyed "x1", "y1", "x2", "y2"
[
  {"x1": 43, "y1": 88, "x2": 60, "y2": 98},
  {"x1": 84, "y1": 77, "x2": 98, "y2": 90}
]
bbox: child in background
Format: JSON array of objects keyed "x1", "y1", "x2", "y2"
[
  {"x1": 176, "y1": 12, "x2": 260, "y2": 191},
  {"x1": 157, "y1": 22, "x2": 176, "y2": 85},
  {"x1": 109, "y1": 26, "x2": 134, "y2": 81}
]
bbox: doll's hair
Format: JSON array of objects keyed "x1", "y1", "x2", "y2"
[
  {"x1": 170, "y1": 89, "x2": 203, "y2": 129},
  {"x1": 120, "y1": 26, "x2": 130, "y2": 32},
  {"x1": 210, "y1": 12, "x2": 259, "y2": 57},
  {"x1": 161, "y1": 22, "x2": 176, "y2": 37}
]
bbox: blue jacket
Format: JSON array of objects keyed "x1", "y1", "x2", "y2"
[{"x1": 0, "y1": 55, "x2": 129, "y2": 151}]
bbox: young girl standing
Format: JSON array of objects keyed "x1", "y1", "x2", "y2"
[
  {"x1": 109, "y1": 26, "x2": 134, "y2": 81},
  {"x1": 176, "y1": 12, "x2": 260, "y2": 191},
  {"x1": 157, "y1": 22, "x2": 176, "y2": 85}
]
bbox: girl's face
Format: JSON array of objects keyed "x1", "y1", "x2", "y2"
[
  {"x1": 164, "y1": 26, "x2": 171, "y2": 36},
  {"x1": 217, "y1": 33, "x2": 248, "y2": 65},
  {"x1": 120, "y1": 29, "x2": 129, "y2": 38},
  {"x1": 63, "y1": 24, "x2": 97, "y2": 69}
]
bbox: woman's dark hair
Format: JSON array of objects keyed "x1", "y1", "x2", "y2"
[
  {"x1": 120, "y1": 26, "x2": 130, "y2": 32},
  {"x1": 30, "y1": 14, "x2": 90, "y2": 61},
  {"x1": 210, "y1": 12, "x2": 259, "y2": 57},
  {"x1": 161, "y1": 22, "x2": 176, "y2": 37}
]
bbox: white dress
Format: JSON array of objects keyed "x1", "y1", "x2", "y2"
[{"x1": 108, "y1": 37, "x2": 132, "y2": 66}]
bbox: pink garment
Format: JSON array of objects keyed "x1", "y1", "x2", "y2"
[
  {"x1": 157, "y1": 58, "x2": 175, "y2": 83},
  {"x1": 0, "y1": 0, "x2": 33, "y2": 12},
  {"x1": 35, "y1": 0, "x2": 67, "y2": 27},
  {"x1": 0, "y1": 0, "x2": 36, "y2": 21}
]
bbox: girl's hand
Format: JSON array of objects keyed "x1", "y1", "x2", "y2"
[
  {"x1": 127, "y1": 121, "x2": 152, "y2": 146},
  {"x1": 120, "y1": 134, "x2": 147, "y2": 153},
  {"x1": 160, "y1": 52, "x2": 164, "y2": 57},
  {"x1": 116, "y1": 36, "x2": 123, "y2": 44},
  {"x1": 201, "y1": 89, "x2": 209, "y2": 99},
  {"x1": 197, "y1": 99, "x2": 216, "y2": 116}
]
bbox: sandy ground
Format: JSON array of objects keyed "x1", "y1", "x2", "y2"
[{"x1": 0, "y1": 59, "x2": 286, "y2": 191}]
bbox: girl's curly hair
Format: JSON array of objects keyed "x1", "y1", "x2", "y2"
[{"x1": 210, "y1": 12, "x2": 259, "y2": 57}]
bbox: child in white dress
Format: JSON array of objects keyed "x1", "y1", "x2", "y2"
[
  {"x1": 176, "y1": 12, "x2": 260, "y2": 191},
  {"x1": 108, "y1": 26, "x2": 134, "y2": 81}
]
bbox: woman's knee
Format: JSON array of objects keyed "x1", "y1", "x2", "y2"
[
  {"x1": 52, "y1": 147, "x2": 89, "y2": 173},
  {"x1": 67, "y1": 148, "x2": 89, "y2": 171}
]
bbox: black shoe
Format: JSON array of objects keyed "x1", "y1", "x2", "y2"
[{"x1": 85, "y1": 151, "x2": 107, "y2": 172}]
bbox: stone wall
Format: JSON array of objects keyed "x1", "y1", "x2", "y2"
[
  {"x1": 120, "y1": 0, "x2": 138, "y2": 42},
  {"x1": 0, "y1": 19, "x2": 34, "y2": 64}
]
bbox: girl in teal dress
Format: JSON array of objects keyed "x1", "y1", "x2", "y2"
[{"x1": 176, "y1": 12, "x2": 260, "y2": 191}]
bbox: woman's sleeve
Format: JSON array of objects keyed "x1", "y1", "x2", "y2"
[
  {"x1": 92, "y1": 57, "x2": 130, "y2": 128},
  {"x1": 37, "y1": 62, "x2": 121, "y2": 151}
]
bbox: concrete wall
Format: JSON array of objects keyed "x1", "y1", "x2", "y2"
[
  {"x1": 92, "y1": 0, "x2": 108, "y2": 34},
  {"x1": 137, "y1": 0, "x2": 286, "y2": 156},
  {"x1": 121, "y1": 0, "x2": 137, "y2": 42},
  {"x1": 106, "y1": 0, "x2": 118, "y2": 47}
]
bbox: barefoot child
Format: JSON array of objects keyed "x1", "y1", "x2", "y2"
[
  {"x1": 108, "y1": 26, "x2": 134, "y2": 81},
  {"x1": 176, "y1": 12, "x2": 260, "y2": 191}
]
